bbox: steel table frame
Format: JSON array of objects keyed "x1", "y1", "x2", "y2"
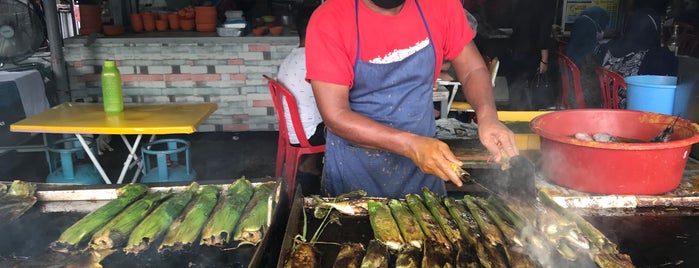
[{"x1": 10, "y1": 102, "x2": 217, "y2": 184}]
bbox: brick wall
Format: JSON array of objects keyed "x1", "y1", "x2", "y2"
[{"x1": 63, "y1": 36, "x2": 299, "y2": 132}]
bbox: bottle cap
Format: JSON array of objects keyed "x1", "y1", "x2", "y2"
[{"x1": 104, "y1": 60, "x2": 116, "y2": 67}]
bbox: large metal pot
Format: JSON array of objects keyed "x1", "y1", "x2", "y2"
[{"x1": 531, "y1": 109, "x2": 699, "y2": 195}]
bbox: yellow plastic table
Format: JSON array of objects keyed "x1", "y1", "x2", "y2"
[{"x1": 11, "y1": 102, "x2": 218, "y2": 184}]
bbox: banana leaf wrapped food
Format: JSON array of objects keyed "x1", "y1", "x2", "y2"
[
  {"x1": 367, "y1": 200, "x2": 404, "y2": 252},
  {"x1": 159, "y1": 184, "x2": 220, "y2": 252},
  {"x1": 388, "y1": 199, "x2": 424, "y2": 250},
  {"x1": 90, "y1": 191, "x2": 173, "y2": 250},
  {"x1": 333, "y1": 242, "x2": 365, "y2": 268},
  {"x1": 0, "y1": 180, "x2": 38, "y2": 223},
  {"x1": 123, "y1": 182, "x2": 198, "y2": 254},
  {"x1": 51, "y1": 183, "x2": 148, "y2": 252},
  {"x1": 233, "y1": 181, "x2": 276, "y2": 246},
  {"x1": 200, "y1": 177, "x2": 254, "y2": 246},
  {"x1": 422, "y1": 188, "x2": 478, "y2": 267},
  {"x1": 361, "y1": 239, "x2": 390, "y2": 268}
]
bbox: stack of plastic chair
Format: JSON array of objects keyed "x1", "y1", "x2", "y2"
[
  {"x1": 594, "y1": 66, "x2": 626, "y2": 109},
  {"x1": 46, "y1": 137, "x2": 103, "y2": 184},
  {"x1": 264, "y1": 75, "x2": 325, "y2": 201},
  {"x1": 140, "y1": 139, "x2": 196, "y2": 183},
  {"x1": 557, "y1": 51, "x2": 586, "y2": 109}
]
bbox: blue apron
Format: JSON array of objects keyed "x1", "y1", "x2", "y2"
[{"x1": 323, "y1": 0, "x2": 446, "y2": 198}]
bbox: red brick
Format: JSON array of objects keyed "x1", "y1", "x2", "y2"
[
  {"x1": 73, "y1": 61, "x2": 83, "y2": 68},
  {"x1": 122, "y1": 74, "x2": 164, "y2": 82},
  {"x1": 164, "y1": 74, "x2": 193, "y2": 81},
  {"x1": 227, "y1": 59, "x2": 244, "y2": 65},
  {"x1": 223, "y1": 124, "x2": 250, "y2": 131},
  {"x1": 191, "y1": 74, "x2": 222, "y2": 81},
  {"x1": 249, "y1": 44, "x2": 270, "y2": 52},
  {"x1": 253, "y1": 100, "x2": 274, "y2": 107},
  {"x1": 229, "y1": 73, "x2": 246, "y2": 80}
]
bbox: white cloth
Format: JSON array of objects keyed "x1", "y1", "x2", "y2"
[
  {"x1": 0, "y1": 69, "x2": 49, "y2": 117},
  {"x1": 277, "y1": 47, "x2": 323, "y2": 144}
]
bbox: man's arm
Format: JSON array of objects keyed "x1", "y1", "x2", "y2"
[
  {"x1": 311, "y1": 81, "x2": 464, "y2": 186},
  {"x1": 451, "y1": 42, "x2": 518, "y2": 161}
]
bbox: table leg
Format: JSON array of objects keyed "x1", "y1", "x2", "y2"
[
  {"x1": 75, "y1": 134, "x2": 112, "y2": 184},
  {"x1": 116, "y1": 134, "x2": 143, "y2": 184}
]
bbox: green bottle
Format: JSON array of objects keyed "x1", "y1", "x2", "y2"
[{"x1": 101, "y1": 60, "x2": 123, "y2": 113}]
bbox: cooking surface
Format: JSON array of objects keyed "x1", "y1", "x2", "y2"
[{"x1": 0, "y1": 180, "x2": 288, "y2": 268}]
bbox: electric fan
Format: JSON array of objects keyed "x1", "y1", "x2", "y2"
[{"x1": 0, "y1": 0, "x2": 45, "y2": 67}]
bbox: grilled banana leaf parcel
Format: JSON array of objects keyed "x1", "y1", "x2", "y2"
[
  {"x1": 389, "y1": 199, "x2": 424, "y2": 250},
  {"x1": 159, "y1": 185, "x2": 220, "y2": 252},
  {"x1": 52, "y1": 183, "x2": 148, "y2": 252},
  {"x1": 333, "y1": 242, "x2": 365, "y2": 268},
  {"x1": 361, "y1": 239, "x2": 390, "y2": 268},
  {"x1": 90, "y1": 191, "x2": 173, "y2": 250},
  {"x1": 232, "y1": 181, "x2": 276, "y2": 246},
  {"x1": 124, "y1": 182, "x2": 198, "y2": 254},
  {"x1": 201, "y1": 177, "x2": 254, "y2": 246},
  {"x1": 368, "y1": 200, "x2": 404, "y2": 252},
  {"x1": 0, "y1": 180, "x2": 37, "y2": 223}
]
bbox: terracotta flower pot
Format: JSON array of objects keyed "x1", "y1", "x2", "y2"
[
  {"x1": 156, "y1": 19, "x2": 168, "y2": 31},
  {"x1": 180, "y1": 18, "x2": 195, "y2": 31},
  {"x1": 130, "y1": 13, "x2": 143, "y2": 32},
  {"x1": 194, "y1": 6, "x2": 217, "y2": 25},
  {"x1": 196, "y1": 23, "x2": 216, "y2": 32},
  {"x1": 78, "y1": 4, "x2": 101, "y2": 35},
  {"x1": 167, "y1": 13, "x2": 180, "y2": 30},
  {"x1": 141, "y1": 11, "x2": 156, "y2": 32},
  {"x1": 252, "y1": 26, "x2": 269, "y2": 36},
  {"x1": 158, "y1": 13, "x2": 168, "y2": 21},
  {"x1": 269, "y1": 25, "x2": 283, "y2": 36},
  {"x1": 103, "y1": 25, "x2": 125, "y2": 36}
]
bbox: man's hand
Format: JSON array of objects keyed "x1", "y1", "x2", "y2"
[
  {"x1": 404, "y1": 136, "x2": 464, "y2": 187},
  {"x1": 477, "y1": 117, "x2": 518, "y2": 163}
]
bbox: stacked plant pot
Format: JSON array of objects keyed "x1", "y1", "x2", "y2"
[{"x1": 194, "y1": 6, "x2": 216, "y2": 32}]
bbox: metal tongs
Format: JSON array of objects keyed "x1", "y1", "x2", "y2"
[{"x1": 451, "y1": 141, "x2": 537, "y2": 201}]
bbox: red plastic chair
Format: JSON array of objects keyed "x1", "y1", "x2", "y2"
[
  {"x1": 264, "y1": 75, "x2": 325, "y2": 201},
  {"x1": 594, "y1": 66, "x2": 626, "y2": 109},
  {"x1": 557, "y1": 51, "x2": 586, "y2": 109}
]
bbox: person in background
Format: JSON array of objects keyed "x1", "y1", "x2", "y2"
[
  {"x1": 565, "y1": 6, "x2": 610, "y2": 108},
  {"x1": 505, "y1": 0, "x2": 556, "y2": 110},
  {"x1": 305, "y1": 0, "x2": 517, "y2": 198},
  {"x1": 596, "y1": 8, "x2": 678, "y2": 108},
  {"x1": 276, "y1": 6, "x2": 324, "y2": 176}
]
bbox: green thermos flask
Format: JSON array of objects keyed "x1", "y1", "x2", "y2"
[{"x1": 101, "y1": 60, "x2": 123, "y2": 113}]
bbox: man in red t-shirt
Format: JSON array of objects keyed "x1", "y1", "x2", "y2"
[{"x1": 306, "y1": 0, "x2": 516, "y2": 198}]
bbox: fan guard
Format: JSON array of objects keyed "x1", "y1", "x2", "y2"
[{"x1": 0, "y1": 0, "x2": 45, "y2": 65}]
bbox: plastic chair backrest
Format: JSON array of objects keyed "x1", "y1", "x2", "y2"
[
  {"x1": 264, "y1": 74, "x2": 313, "y2": 148},
  {"x1": 557, "y1": 51, "x2": 586, "y2": 109},
  {"x1": 594, "y1": 66, "x2": 626, "y2": 109}
]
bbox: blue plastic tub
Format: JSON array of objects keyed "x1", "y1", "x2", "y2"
[{"x1": 625, "y1": 75, "x2": 678, "y2": 115}]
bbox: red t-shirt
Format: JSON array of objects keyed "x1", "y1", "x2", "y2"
[{"x1": 306, "y1": 0, "x2": 474, "y2": 87}]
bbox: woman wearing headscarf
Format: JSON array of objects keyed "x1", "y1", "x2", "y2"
[
  {"x1": 565, "y1": 6, "x2": 610, "y2": 107},
  {"x1": 596, "y1": 8, "x2": 678, "y2": 108}
]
